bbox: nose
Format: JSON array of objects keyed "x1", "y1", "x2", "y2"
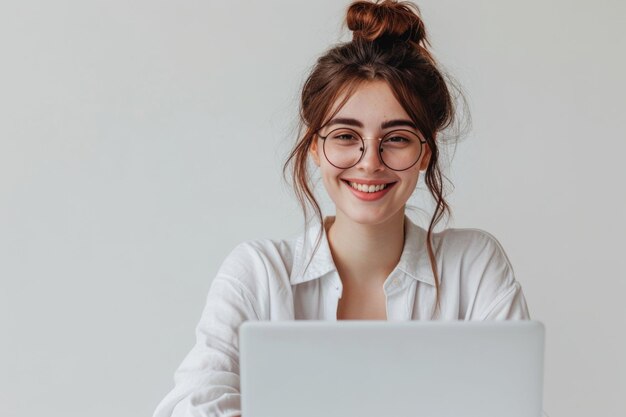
[{"x1": 357, "y1": 138, "x2": 385, "y2": 172}]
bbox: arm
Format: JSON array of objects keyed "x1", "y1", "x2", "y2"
[
  {"x1": 480, "y1": 278, "x2": 530, "y2": 320},
  {"x1": 462, "y1": 230, "x2": 530, "y2": 320},
  {"x1": 153, "y1": 246, "x2": 263, "y2": 417}
]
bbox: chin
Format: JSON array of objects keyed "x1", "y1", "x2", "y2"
[{"x1": 337, "y1": 204, "x2": 405, "y2": 227}]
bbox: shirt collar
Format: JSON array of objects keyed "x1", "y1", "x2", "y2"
[
  {"x1": 290, "y1": 217, "x2": 337, "y2": 285},
  {"x1": 289, "y1": 215, "x2": 436, "y2": 286}
]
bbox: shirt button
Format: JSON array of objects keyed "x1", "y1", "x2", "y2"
[{"x1": 392, "y1": 278, "x2": 399, "y2": 285}]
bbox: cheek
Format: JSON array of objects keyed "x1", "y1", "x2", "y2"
[
  {"x1": 399, "y1": 169, "x2": 421, "y2": 194},
  {"x1": 319, "y1": 164, "x2": 344, "y2": 192}
]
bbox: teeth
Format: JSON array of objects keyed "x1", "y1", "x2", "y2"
[{"x1": 349, "y1": 182, "x2": 389, "y2": 193}]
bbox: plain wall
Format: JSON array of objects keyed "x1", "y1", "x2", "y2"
[{"x1": 1, "y1": 1, "x2": 624, "y2": 416}]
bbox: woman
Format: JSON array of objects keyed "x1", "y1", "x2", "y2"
[{"x1": 154, "y1": 1, "x2": 530, "y2": 416}]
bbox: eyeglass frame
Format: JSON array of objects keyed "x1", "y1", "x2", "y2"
[{"x1": 316, "y1": 127, "x2": 428, "y2": 172}]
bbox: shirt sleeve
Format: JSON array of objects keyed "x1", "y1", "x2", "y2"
[
  {"x1": 481, "y1": 279, "x2": 530, "y2": 320},
  {"x1": 153, "y1": 245, "x2": 263, "y2": 417},
  {"x1": 462, "y1": 230, "x2": 531, "y2": 320}
]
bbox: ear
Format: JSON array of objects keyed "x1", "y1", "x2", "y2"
[
  {"x1": 309, "y1": 137, "x2": 321, "y2": 167},
  {"x1": 419, "y1": 142, "x2": 432, "y2": 171}
]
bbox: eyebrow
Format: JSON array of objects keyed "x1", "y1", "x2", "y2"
[{"x1": 325, "y1": 117, "x2": 418, "y2": 130}]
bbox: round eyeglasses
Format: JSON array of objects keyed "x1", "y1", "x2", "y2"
[{"x1": 317, "y1": 127, "x2": 427, "y2": 171}]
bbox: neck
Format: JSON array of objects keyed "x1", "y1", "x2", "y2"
[{"x1": 326, "y1": 209, "x2": 406, "y2": 287}]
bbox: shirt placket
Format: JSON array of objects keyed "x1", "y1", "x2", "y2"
[
  {"x1": 384, "y1": 271, "x2": 413, "y2": 321},
  {"x1": 322, "y1": 272, "x2": 343, "y2": 321}
]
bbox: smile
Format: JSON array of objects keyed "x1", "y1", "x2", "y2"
[
  {"x1": 341, "y1": 179, "x2": 397, "y2": 201},
  {"x1": 347, "y1": 181, "x2": 390, "y2": 193}
]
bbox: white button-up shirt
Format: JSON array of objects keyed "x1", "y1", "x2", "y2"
[{"x1": 153, "y1": 217, "x2": 530, "y2": 417}]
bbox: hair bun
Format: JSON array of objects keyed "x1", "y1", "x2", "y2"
[{"x1": 347, "y1": 0, "x2": 427, "y2": 47}]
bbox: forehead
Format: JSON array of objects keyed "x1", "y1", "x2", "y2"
[{"x1": 327, "y1": 80, "x2": 411, "y2": 125}]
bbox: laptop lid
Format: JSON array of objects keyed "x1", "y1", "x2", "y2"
[{"x1": 239, "y1": 320, "x2": 544, "y2": 417}]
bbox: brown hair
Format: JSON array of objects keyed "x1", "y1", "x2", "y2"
[{"x1": 283, "y1": 0, "x2": 466, "y2": 305}]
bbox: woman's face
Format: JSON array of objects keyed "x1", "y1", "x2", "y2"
[{"x1": 310, "y1": 80, "x2": 431, "y2": 226}]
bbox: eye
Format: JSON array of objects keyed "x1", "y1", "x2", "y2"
[
  {"x1": 327, "y1": 129, "x2": 361, "y2": 145},
  {"x1": 382, "y1": 135, "x2": 413, "y2": 146},
  {"x1": 335, "y1": 133, "x2": 356, "y2": 140},
  {"x1": 382, "y1": 130, "x2": 420, "y2": 148},
  {"x1": 384, "y1": 135, "x2": 410, "y2": 143}
]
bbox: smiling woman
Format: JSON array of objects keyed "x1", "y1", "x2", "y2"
[{"x1": 153, "y1": 1, "x2": 530, "y2": 416}]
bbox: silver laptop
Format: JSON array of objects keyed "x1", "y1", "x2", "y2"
[{"x1": 239, "y1": 320, "x2": 544, "y2": 417}]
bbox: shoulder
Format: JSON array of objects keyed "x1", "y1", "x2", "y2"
[
  {"x1": 215, "y1": 236, "x2": 297, "y2": 290},
  {"x1": 203, "y1": 235, "x2": 300, "y2": 321},
  {"x1": 432, "y1": 227, "x2": 528, "y2": 319},
  {"x1": 433, "y1": 227, "x2": 513, "y2": 272},
  {"x1": 432, "y1": 227, "x2": 517, "y2": 298},
  {"x1": 434, "y1": 227, "x2": 507, "y2": 250}
]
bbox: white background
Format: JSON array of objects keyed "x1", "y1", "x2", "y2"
[{"x1": 1, "y1": 1, "x2": 624, "y2": 416}]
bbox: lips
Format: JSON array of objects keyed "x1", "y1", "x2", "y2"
[
  {"x1": 342, "y1": 177, "x2": 396, "y2": 184},
  {"x1": 341, "y1": 179, "x2": 397, "y2": 201}
]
